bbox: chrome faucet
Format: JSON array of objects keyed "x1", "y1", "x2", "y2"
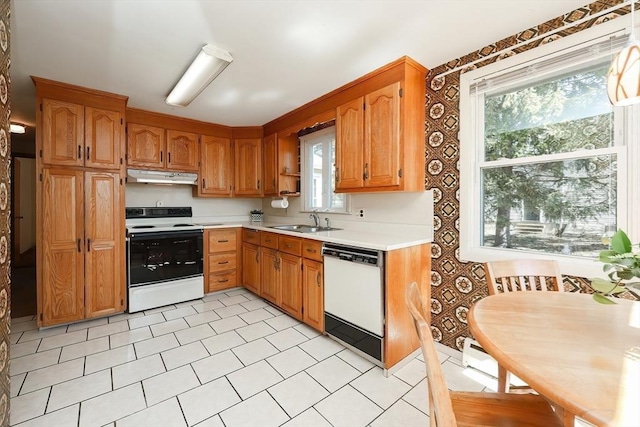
[
  {"x1": 309, "y1": 210, "x2": 320, "y2": 227},
  {"x1": 324, "y1": 217, "x2": 331, "y2": 228}
]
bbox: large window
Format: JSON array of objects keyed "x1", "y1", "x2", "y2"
[
  {"x1": 301, "y1": 126, "x2": 349, "y2": 212},
  {"x1": 460, "y1": 21, "x2": 639, "y2": 278}
]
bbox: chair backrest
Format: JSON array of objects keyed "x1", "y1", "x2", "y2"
[
  {"x1": 405, "y1": 282, "x2": 457, "y2": 427},
  {"x1": 484, "y1": 259, "x2": 564, "y2": 295}
]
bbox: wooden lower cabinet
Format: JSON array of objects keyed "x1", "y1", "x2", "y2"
[
  {"x1": 280, "y1": 253, "x2": 302, "y2": 320},
  {"x1": 205, "y1": 228, "x2": 240, "y2": 293},
  {"x1": 39, "y1": 168, "x2": 125, "y2": 326},
  {"x1": 302, "y1": 258, "x2": 323, "y2": 331},
  {"x1": 260, "y1": 248, "x2": 280, "y2": 305},
  {"x1": 242, "y1": 234, "x2": 322, "y2": 331}
]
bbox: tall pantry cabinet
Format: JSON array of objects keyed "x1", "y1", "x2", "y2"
[{"x1": 33, "y1": 77, "x2": 127, "y2": 327}]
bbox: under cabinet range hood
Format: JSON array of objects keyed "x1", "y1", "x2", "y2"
[{"x1": 127, "y1": 169, "x2": 198, "y2": 185}]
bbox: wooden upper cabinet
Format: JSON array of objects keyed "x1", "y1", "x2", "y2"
[
  {"x1": 42, "y1": 99, "x2": 84, "y2": 167},
  {"x1": 364, "y1": 82, "x2": 401, "y2": 188},
  {"x1": 234, "y1": 138, "x2": 262, "y2": 196},
  {"x1": 127, "y1": 123, "x2": 165, "y2": 169},
  {"x1": 40, "y1": 168, "x2": 85, "y2": 326},
  {"x1": 84, "y1": 171, "x2": 124, "y2": 318},
  {"x1": 336, "y1": 97, "x2": 364, "y2": 190},
  {"x1": 263, "y1": 133, "x2": 278, "y2": 196},
  {"x1": 198, "y1": 135, "x2": 233, "y2": 197},
  {"x1": 85, "y1": 107, "x2": 123, "y2": 170},
  {"x1": 167, "y1": 130, "x2": 199, "y2": 172}
]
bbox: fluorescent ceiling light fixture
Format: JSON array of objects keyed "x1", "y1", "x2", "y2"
[
  {"x1": 166, "y1": 44, "x2": 233, "y2": 107},
  {"x1": 607, "y1": 2, "x2": 640, "y2": 106},
  {"x1": 10, "y1": 123, "x2": 26, "y2": 134}
]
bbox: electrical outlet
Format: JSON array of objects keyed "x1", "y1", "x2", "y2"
[{"x1": 356, "y1": 208, "x2": 365, "y2": 219}]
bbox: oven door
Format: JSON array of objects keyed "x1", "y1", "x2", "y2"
[{"x1": 127, "y1": 229, "x2": 203, "y2": 287}]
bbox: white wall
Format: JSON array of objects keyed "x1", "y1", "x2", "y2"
[
  {"x1": 262, "y1": 190, "x2": 434, "y2": 236},
  {"x1": 125, "y1": 184, "x2": 262, "y2": 219}
]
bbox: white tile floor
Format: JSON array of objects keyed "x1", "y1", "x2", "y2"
[{"x1": 7, "y1": 287, "x2": 522, "y2": 426}]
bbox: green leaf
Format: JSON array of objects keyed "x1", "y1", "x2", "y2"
[
  {"x1": 593, "y1": 294, "x2": 617, "y2": 304},
  {"x1": 590, "y1": 278, "x2": 626, "y2": 294},
  {"x1": 611, "y1": 230, "x2": 632, "y2": 255}
]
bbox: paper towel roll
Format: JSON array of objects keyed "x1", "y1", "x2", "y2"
[{"x1": 271, "y1": 198, "x2": 289, "y2": 209}]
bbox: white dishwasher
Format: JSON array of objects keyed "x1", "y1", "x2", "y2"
[{"x1": 322, "y1": 243, "x2": 384, "y2": 365}]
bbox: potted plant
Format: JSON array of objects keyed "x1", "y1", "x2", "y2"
[{"x1": 590, "y1": 230, "x2": 640, "y2": 303}]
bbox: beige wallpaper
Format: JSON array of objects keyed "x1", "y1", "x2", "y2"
[
  {"x1": 425, "y1": 0, "x2": 638, "y2": 350},
  {"x1": 0, "y1": 0, "x2": 9, "y2": 424}
]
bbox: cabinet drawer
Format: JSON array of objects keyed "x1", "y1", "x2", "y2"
[
  {"x1": 242, "y1": 228, "x2": 261, "y2": 244},
  {"x1": 208, "y1": 229, "x2": 237, "y2": 253},
  {"x1": 261, "y1": 232, "x2": 279, "y2": 250},
  {"x1": 209, "y1": 270, "x2": 237, "y2": 291},
  {"x1": 302, "y1": 239, "x2": 323, "y2": 261},
  {"x1": 279, "y1": 235, "x2": 302, "y2": 256},
  {"x1": 208, "y1": 253, "x2": 237, "y2": 272}
]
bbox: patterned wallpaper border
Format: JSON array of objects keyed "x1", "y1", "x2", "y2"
[
  {"x1": 0, "y1": 0, "x2": 9, "y2": 424},
  {"x1": 424, "y1": 0, "x2": 637, "y2": 350}
]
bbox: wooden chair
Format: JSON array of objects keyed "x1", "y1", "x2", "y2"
[
  {"x1": 484, "y1": 259, "x2": 564, "y2": 295},
  {"x1": 484, "y1": 259, "x2": 563, "y2": 393},
  {"x1": 405, "y1": 282, "x2": 563, "y2": 427}
]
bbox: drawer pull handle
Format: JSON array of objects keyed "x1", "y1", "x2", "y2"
[
  {"x1": 285, "y1": 243, "x2": 293, "y2": 248},
  {"x1": 218, "y1": 239, "x2": 229, "y2": 243},
  {"x1": 317, "y1": 272, "x2": 321, "y2": 286},
  {"x1": 306, "y1": 248, "x2": 317, "y2": 253},
  {"x1": 265, "y1": 238, "x2": 271, "y2": 242},
  {"x1": 78, "y1": 145, "x2": 82, "y2": 159},
  {"x1": 218, "y1": 261, "x2": 229, "y2": 265},
  {"x1": 218, "y1": 278, "x2": 229, "y2": 283}
]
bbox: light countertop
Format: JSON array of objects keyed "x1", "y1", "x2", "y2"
[{"x1": 194, "y1": 220, "x2": 430, "y2": 251}]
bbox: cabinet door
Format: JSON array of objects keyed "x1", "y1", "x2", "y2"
[
  {"x1": 40, "y1": 168, "x2": 85, "y2": 326},
  {"x1": 364, "y1": 82, "x2": 401, "y2": 188},
  {"x1": 84, "y1": 172, "x2": 124, "y2": 318},
  {"x1": 336, "y1": 97, "x2": 364, "y2": 190},
  {"x1": 302, "y1": 258, "x2": 324, "y2": 332},
  {"x1": 242, "y1": 243, "x2": 261, "y2": 295},
  {"x1": 127, "y1": 123, "x2": 165, "y2": 169},
  {"x1": 280, "y1": 253, "x2": 302, "y2": 320},
  {"x1": 85, "y1": 107, "x2": 123, "y2": 170},
  {"x1": 260, "y1": 248, "x2": 280, "y2": 305},
  {"x1": 167, "y1": 130, "x2": 199, "y2": 172},
  {"x1": 42, "y1": 99, "x2": 84, "y2": 167},
  {"x1": 262, "y1": 133, "x2": 278, "y2": 196},
  {"x1": 199, "y1": 135, "x2": 233, "y2": 196},
  {"x1": 234, "y1": 138, "x2": 262, "y2": 196}
]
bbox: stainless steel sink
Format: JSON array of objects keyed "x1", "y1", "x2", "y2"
[{"x1": 269, "y1": 224, "x2": 342, "y2": 233}]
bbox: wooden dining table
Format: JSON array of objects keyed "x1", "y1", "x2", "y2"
[{"x1": 468, "y1": 292, "x2": 640, "y2": 427}]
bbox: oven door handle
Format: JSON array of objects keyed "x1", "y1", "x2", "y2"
[{"x1": 128, "y1": 230, "x2": 204, "y2": 240}]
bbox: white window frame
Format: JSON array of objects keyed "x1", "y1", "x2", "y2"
[
  {"x1": 459, "y1": 16, "x2": 640, "y2": 279},
  {"x1": 300, "y1": 126, "x2": 350, "y2": 213}
]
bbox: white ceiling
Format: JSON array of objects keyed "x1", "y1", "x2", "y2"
[{"x1": 10, "y1": 0, "x2": 588, "y2": 129}]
